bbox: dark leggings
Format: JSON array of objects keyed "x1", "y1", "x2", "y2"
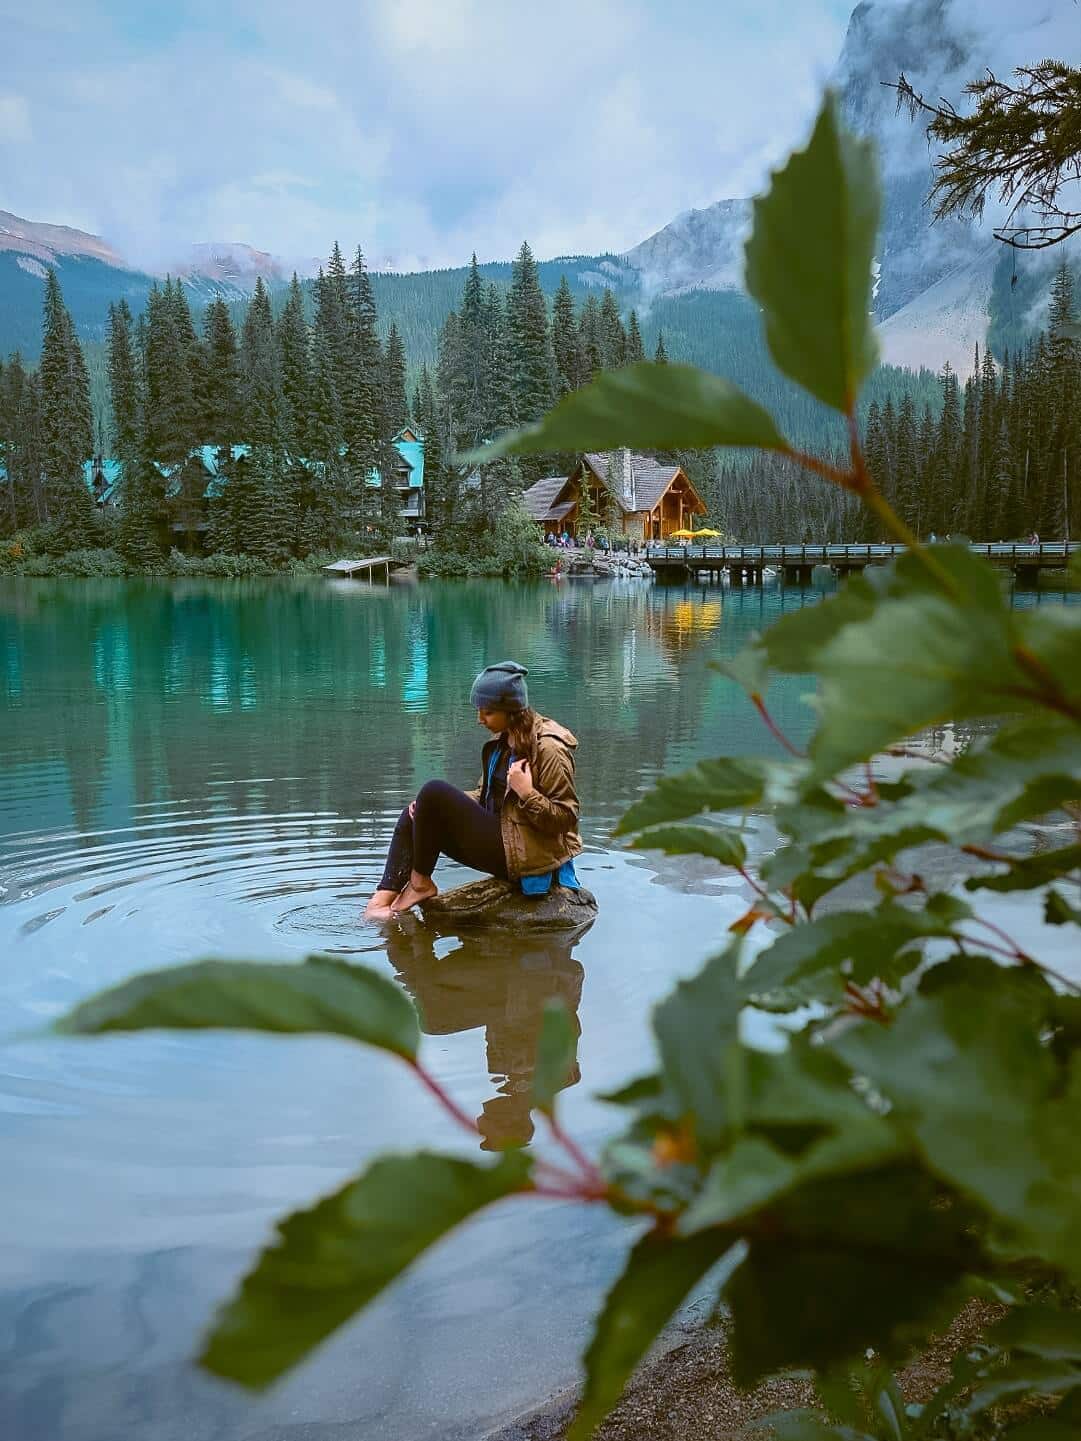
[{"x1": 378, "y1": 780, "x2": 509, "y2": 891}]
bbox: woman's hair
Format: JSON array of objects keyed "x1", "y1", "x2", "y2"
[{"x1": 505, "y1": 706, "x2": 538, "y2": 761}]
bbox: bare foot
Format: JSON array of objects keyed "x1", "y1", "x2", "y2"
[
  {"x1": 391, "y1": 875, "x2": 439, "y2": 914},
  {"x1": 364, "y1": 889, "x2": 401, "y2": 922}
]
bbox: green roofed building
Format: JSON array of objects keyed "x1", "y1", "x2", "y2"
[
  {"x1": 63, "y1": 429, "x2": 426, "y2": 547},
  {"x1": 364, "y1": 427, "x2": 426, "y2": 525},
  {"x1": 82, "y1": 457, "x2": 124, "y2": 508}
]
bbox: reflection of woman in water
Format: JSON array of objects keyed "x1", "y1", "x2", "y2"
[
  {"x1": 365, "y1": 661, "x2": 582, "y2": 921},
  {"x1": 384, "y1": 922, "x2": 587, "y2": 1150}
]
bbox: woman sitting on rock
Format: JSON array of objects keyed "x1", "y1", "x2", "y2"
[{"x1": 365, "y1": 661, "x2": 582, "y2": 921}]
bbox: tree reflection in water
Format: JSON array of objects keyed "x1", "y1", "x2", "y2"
[{"x1": 385, "y1": 917, "x2": 591, "y2": 1151}]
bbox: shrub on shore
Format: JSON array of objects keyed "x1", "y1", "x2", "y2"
[{"x1": 418, "y1": 499, "x2": 549, "y2": 578}]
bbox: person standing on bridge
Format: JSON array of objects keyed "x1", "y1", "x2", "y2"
[{"x1": 364, "y1": 661, "x2": 583, "y2": 921}]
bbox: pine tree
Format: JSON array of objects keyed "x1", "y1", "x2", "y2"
[
  {"x1": 240, "y1": 278, "x2": 288, "y2": 445},
  {"x1": 1029, "y1": 333, "x2": 1056, "y2": 536},
  {"x1": 201, "y1": 298, "x2": 241, "y2": 445},
  {"x1": 0, "y1": 352, "x2": 33, "y2": 530},
  {"x1": 277, "y1": 275, "x2": 312, "y2": 454},
  {"x1": 598, "y1": 288, "x2": 626, "y2": 369},
  {"x1": 470, "y1": 284, "x2": 521, "y2": 511},
  {"x1": 929, "y1": 364, "x2": 962, "y2": 534},
  {"x1": 117, "y1": 454, "x2": 166, "y2": 565},
  {"x1": 551, "y1": 275, "x2": 579, "y2": 394},
  {"x1": 434, "y1": 314, "x2": 466, "y2": 524},
  {"x1": 165, "y1": 279, "x2": 201, "y2": 445},
  {"x1": 626, "y1": 310, "x2": 646, "y2": 365},
  {"x1": 578, "y1": 294, "x2": 603, "y2": 381},
  {"x1": 38, "y1": 269, "x2": 94, "y2": 540},
  {"x1": 864, "y1": 400, "x2": 886, "y2": 484},
  {"x1": 448, "y1": 254, "x2": 488, "y2": 445},
  {"x1": 915, "y1": 402, "x2": 937, "y2": 540},
  {"x1": 957, "y1": 369, "x2": 980, "y2": 532},
  {"x1": 482, "y1": 284, "x2": 517, "y2": 436},
  {"x1": 349, "y1": 246, "x2": 384, "y2": 461},
  {"x1": 383, "y1": 323, "x2": 409, "y2": 435},
  {"x1": 315, "y1": 248, "x2": 353, "y2": 396},
  {"x1": 986, "y1": 417, "x2": 1014, "y2": 539},
  {"x1": 108, "y1": 298, "x2": 160, "y2": 561},
  {"x1": 1047, "y1": 259, "x2": 1079, "y2": 539},
  {"x1": 894, "y1": 393, "x2": 920, "y2": 530},
  {"x1": 415, "y1": 362, "x2": 449, "y2": 530},
  {"x1": 298, "y1": 331, "x2": 346, "y2": 554},
  {"x1": 880, "y1": 395, "x2": 898, "y2": 518},
  {"x1": 977, "y1": 342, "x2": 999, "y2": 519},
  {"x1": 143, "y1": 284, "x2": 190, "y2": 463},
  {"x1": 507, "y1": 242, "x2": 554, "y2": 426},
  {"x1": 247, "y1": 445, "x2": 295, "y2": 563},
  {"x1": 307, "y1": 330, "x2": 343, "y2": 464},
  {"x1": 107, "y1": 301, "x2": 141, "y2": 459},
  {"x1": 654, "y1": 331, "x2": 669, "y2": 364}
]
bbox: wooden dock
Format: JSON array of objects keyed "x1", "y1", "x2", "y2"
[
  {"x1": 323, "y1": 556, "x2": 392, "y2": 582},
  {"x1": 645, "y1": 541, "x2": 1079, "y2": 585}
]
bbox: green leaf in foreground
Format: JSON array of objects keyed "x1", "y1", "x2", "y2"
[
  {"x1": 457, "y1": 363, "x2": 789, "y2": 465},
  {"x1": 630, "y1": 823, "x2": 748, "y2": 870},
  {"x1": 988, "y1": 1305, "x2": 1081, "y2": 1360},
  {"x1": 53, "y1": 955, "x2": 421, "y2": 1060},
  {"x1": 532, "y1": 999, "x2": 578, "y2": 1116},
  {"x1": 653, "y1": 943, "x2": 743, "y2": 1149},
  {"x1": 832, "y1": 964, "x2": 1081, "y2": 1271},
  {"x1": 725, "y1": 1167, "x2": 980, "y2": 1386},
  {"x1": 202, "y1": 1150, "x2": 530, "y2": 1387},
  {"x1": 963, "y1": 844, "x2": 1081, "y2": 894},
  {"x1": 1046, "y1": 889, "x2": 1081, "y2": 927},
  {"x1": 753, "y1": 1412, "x2": 874, "y2": 1441},
  {"x1": 740, "y1": 900, "x2": 964, "y2": 1004},
  {"x1": 568, "y1": 1228, "x2": 736, "y2": 1441},
  {"x1": 615, "y1": 755, "x2": 786, "y2": 836},
  {"x1": 744, "y1": 91, "x2": 880, "y2": 413},
  {"x1": 997, "y1": 1418, "x2": 1081, "y2": 1441}
]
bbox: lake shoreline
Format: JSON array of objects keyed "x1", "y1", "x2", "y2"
[{"x1": 482, "y1": 1299, "x2": 1001, "y2": 1441}]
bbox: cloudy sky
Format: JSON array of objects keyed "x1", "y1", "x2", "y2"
[{"x1": 2, "y1": 0, "x2": 860, "y2": 270}]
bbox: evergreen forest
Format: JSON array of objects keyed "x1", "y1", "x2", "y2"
[
  {"x1": 719, "y1": 261, "x2": 1080, "y2": 544},
  {"x1": 1, "y1": 241, "x2": 1078, "y2": 574}
]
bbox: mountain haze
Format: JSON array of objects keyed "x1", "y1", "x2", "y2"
[{"x1": 2, "y1": 0, "x2": 1076, "y2": 378}]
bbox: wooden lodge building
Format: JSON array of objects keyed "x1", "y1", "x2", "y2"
[{"x1": 522, "y1": 449, "x2": 706, "y2": 541}]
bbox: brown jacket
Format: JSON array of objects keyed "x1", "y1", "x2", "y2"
[{"x1": 467, "y1": 715, "x2": 583, "y2": 880}]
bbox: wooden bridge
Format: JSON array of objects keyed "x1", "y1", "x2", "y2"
[
  {"x1": 323, "y1": 555, "x2": 393, "y2": 582},
  {"x1": 645, "y1": 541, "x2": 1079, "y2": 586}
]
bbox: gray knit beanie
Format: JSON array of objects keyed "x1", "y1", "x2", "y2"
[{"x1": 470, "y1": 660, "x2": 529, "y2": 711}]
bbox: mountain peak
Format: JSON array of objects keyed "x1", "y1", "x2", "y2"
[{"x1": 0, "y1": 209, "x2": 127, "y2": 268}]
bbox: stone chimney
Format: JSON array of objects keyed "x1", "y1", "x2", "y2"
[{"x1": 620, "y1": 447, "x2": 635, "y2": 509}]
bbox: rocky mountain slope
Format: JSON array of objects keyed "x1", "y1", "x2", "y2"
[
  {"x1": 617, "y1": 0, "x2": 1078, "y2": 373},
  {"x1": 2, "y1": 0, "x2": 1076, "y2": 374}
]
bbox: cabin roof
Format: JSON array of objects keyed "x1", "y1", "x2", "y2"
[
  {"x1": 520, "y1": 475, "x2": 571, "y2": 520},
  {"x1": 81, "y1": 457, "x2": 124, "y2": 504},
  {"x1": 582, "y1": 451, "x2": 687, "y2": 514},
  {"x1": 365, "y1": 431, "x2": 426, "y2": 489},
  {"x1": 633, "y1": 464, "x2": 685, "y2": 514}
]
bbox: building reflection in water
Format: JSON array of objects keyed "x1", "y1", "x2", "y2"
[{"x1": 385, "y1": 918, "x2": 591, "y2": 1151}]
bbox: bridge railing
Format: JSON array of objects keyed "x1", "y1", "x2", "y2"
[{"x1": 644, "y1": 541, "x2": 1079, "y2": 562}]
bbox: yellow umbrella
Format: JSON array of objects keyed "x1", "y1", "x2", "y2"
[
  {"x1": 668, "y1": 528, "x2": 698, "y2": 539},
  {"x1": 668, "y1": 527, "x2": 723, "y2": 540},
  {"x1": 693, "y1": 528, "x2": 724, "y2": 538}
]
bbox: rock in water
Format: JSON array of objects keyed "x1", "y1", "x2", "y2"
[{"x1": 420, "y1": 877, "x2": 598, "y2": 933}]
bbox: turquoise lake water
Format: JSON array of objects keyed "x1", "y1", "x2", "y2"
[{"x1": 1, "y1": 574, "x2": 1076, "y2": 1441}]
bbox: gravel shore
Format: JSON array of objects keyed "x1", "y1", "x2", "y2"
[{"x1": 484, "y1": 1300, "x2": 1000, "y2": 1441}]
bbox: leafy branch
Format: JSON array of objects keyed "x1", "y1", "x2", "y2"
[
  {"x1": 47, "y1": 91, "x2": 1081, "y2": 1441},
  {"x1": 890, "y1": 62, "x2": 1081, "y2": 249}
]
